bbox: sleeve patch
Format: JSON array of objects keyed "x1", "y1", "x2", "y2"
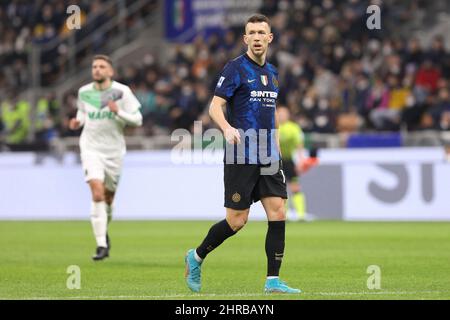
[{"x1": 217, "y1": 76, "x2": 225, "y2": 88}]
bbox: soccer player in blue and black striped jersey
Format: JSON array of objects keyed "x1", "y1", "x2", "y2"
[{"x1": 185, "y1": 14, "x2": 301, "y2": 294}]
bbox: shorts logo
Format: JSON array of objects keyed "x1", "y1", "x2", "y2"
[
  {"x1": 261, "y1": 75, "x2": 268, "y2": 86},
  {"x1": 232, "y1": 192, "x2": 241, "y2": 203},
  {"x1": 217, "y1": 76, "x2": 225, "y2": 88}
]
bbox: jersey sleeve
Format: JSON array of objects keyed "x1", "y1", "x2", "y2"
[
  {"x1": 76, "y1": 89, "x2": 86, "y2": 125},
  {"x1": 122, "y1": 86, "x2": 141, "y2": 113},
  {"x1": 115, "y1": 86, "x2": 143, "y2": 126},
  {"x1": 76, "y1": 89, "x2": 86, "y2": 113},
  {"x1": 214, "y1": 62, "x2": 241, "y2": 101}
]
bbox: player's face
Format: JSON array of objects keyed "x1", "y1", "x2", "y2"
[
  {"x1": 244, "y1": 22, "x2": 273, "y2": 57},
  {"x1": 277, "y1": 107, "x2": 290, "y2": 123},
  {"x1": 92, "y1": 59, "x2": 113, "y2": 83}
]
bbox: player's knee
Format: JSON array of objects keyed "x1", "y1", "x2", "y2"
[
  {"x1": 235, "y1": 216, "x2": 248, "y2": 231},
  {"x1": 270, "y1": 201, "x2": 287, "y2": 221},
  {"x1": 227, "y1": 213, "x2": 248, "y2": 232},
  {"x1": 230, "y1": 220, "x2": 247, "y2": 232},
  {"x1": 92, "y1": 190, "x2": 105, "y2": 202}
]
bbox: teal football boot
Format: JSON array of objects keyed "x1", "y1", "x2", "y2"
[
  {"x1": 264, "y1": 278, "x2": 301, "y2": 294},
  {"x1": 185, "y1": 249, "x2": 202, "y2": 292}
]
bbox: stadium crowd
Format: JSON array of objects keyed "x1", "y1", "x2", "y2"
[
  {"x1": 0, "y1": 0, "x2": 156, "y2": 150},
  {"x1": 1, "y1": 0, "x2": 450, "y2": 151}
]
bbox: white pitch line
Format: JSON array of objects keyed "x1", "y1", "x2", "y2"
[
  {"x1": 305, "y1": 290, "x2": 449, "y2": 296},
  {"x1": 2, "y1": 290, "x2": 450, "y2": 300}
]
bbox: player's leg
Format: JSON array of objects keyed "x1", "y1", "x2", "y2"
[
  {"x1": 103, "y1": 156, "x2": 121, "y2": 223},
  {"x1": 261, "y1": 196, "x2": 300, "y2": 293},
  {"x1": 283, "y1": 159, "x2": 306, "y2": 221},
  {"x1": 196, "y1": 207, "x2": 249, "y2": 260},
  {"x1": 82, "y1": 152, "x2": 110, "y2": 260},
  {"x1": 288, "y1": 180, "x2": 306, "y2": 221},
  {"x1": 104, "y1": 188, "x2": 115, "y2": 250},
  {"x1": 88, "y1": 179, "x2": 109, "y2": 260},
  {"x1": 194, "y1": 164, "x2": 257, "y2": 261},
  {"x1": 102, "y1": 156, "x2": 122, "y2": 251},
  {"x1": 185, "y1": 164, "x2": 258, "y2": 292},
  {"x1": 185, "y1": 207, "x2": 250, "y2": 293},
  {"x1": 104, "y1": 188, "x2": 115, "y2": 225},
  {"x1": 256, "y1": 162, "x2": 301, "y2": 293},
  {"x1": 261, "y1": 196, "x2": 287, "y2": 278}
]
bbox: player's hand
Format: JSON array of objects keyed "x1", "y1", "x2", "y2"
[
  {"x1": 299, "y1": 157, "x2": 319, "y2": 174},
  {"x1": 69, "y1": 118, "x2": 81, "y2": 130},
  {"x1": 107, "y1": 100, "x2": 119, "y2": 114},
  {"x1": 224, "y1": 127, "x2": 241, "y2": 144}
]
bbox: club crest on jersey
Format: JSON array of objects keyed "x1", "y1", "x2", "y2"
[
  {"x1": 272, "y1": 75, "x2": 278, "y2": 88},
  {"x1": 260, "y1": 75, "x2": 268, "y2": 86}
]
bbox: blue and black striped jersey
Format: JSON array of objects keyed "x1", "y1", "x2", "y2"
[{"x1": 214, "y1": 54, "x2": 280, "y2": 165}]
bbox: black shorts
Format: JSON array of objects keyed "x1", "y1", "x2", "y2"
[
  {"x1": 282, "y1": 159, "x2": 298, "y2": 182},
  {"x1": 224, "y1": 161, "x2": 288, "y2": 210}
]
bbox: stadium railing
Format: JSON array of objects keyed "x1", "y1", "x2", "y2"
[{"x1": 45, "y1": 130, "x2": 450, "y2": 155}]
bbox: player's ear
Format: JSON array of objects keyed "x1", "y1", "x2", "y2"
[
  {"x1": 243, "y1": 33, "x2": 249, "y2": 45},
  {"x1": 268, "y1": 32, "x2": 273, "y2": 44}
]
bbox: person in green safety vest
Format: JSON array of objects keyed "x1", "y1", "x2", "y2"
[
  {"x1": 277, "y1": 106, "x2": 311, "y2": 222},
  {"x1": 0, "y1": 99, "x2": 31, "y2": 150}
]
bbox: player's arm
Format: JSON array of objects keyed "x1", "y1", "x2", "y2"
[
  {"x1": 108, "y1": 101, "x2": 142, "y2": 126},
  {"x1": 295, "y1": 141, "x2": 305, "y2": 174},
  {"x1": 108, "y1": 87, "x2": 143, "y2": 126},
  {"x1": 211, "y1": 62, "x2": 241, "y2": 144},
  {"x1": 295, "y1": 128, "x2": 307, "y2": 174},
  {"x1": 209, "y1": 96, "x2": 240, "y2": 144}
]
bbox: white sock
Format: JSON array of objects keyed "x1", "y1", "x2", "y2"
[
  {"x1": 90, "y1": 201, "x2": 108, "y2": 248},
  {"x1": 194, "y1": 250, "x2": 203, "y2": 263},
  {"x1": 267, "y1": 276, "x2": 279, "y2": 280}
]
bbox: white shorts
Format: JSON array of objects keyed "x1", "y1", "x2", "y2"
[{"x1": 81, "y1": 152, "x2": 123, "y2": 192}]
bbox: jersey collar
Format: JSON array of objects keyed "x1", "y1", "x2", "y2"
[
  {"x1": 93, "y1": 80, "x2": 114, "y2": 91},
  {"x1": 244, "y1": 53, "x2": 266, "y2": 68}
]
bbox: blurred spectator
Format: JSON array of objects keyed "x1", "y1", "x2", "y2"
[{"x1": 0, "y1": 97, "x2": 30, "y2": 151}]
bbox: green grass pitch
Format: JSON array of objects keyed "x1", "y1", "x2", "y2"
[{"x1": 0, "y1": 220, "x2": 449, "y2": 300}]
